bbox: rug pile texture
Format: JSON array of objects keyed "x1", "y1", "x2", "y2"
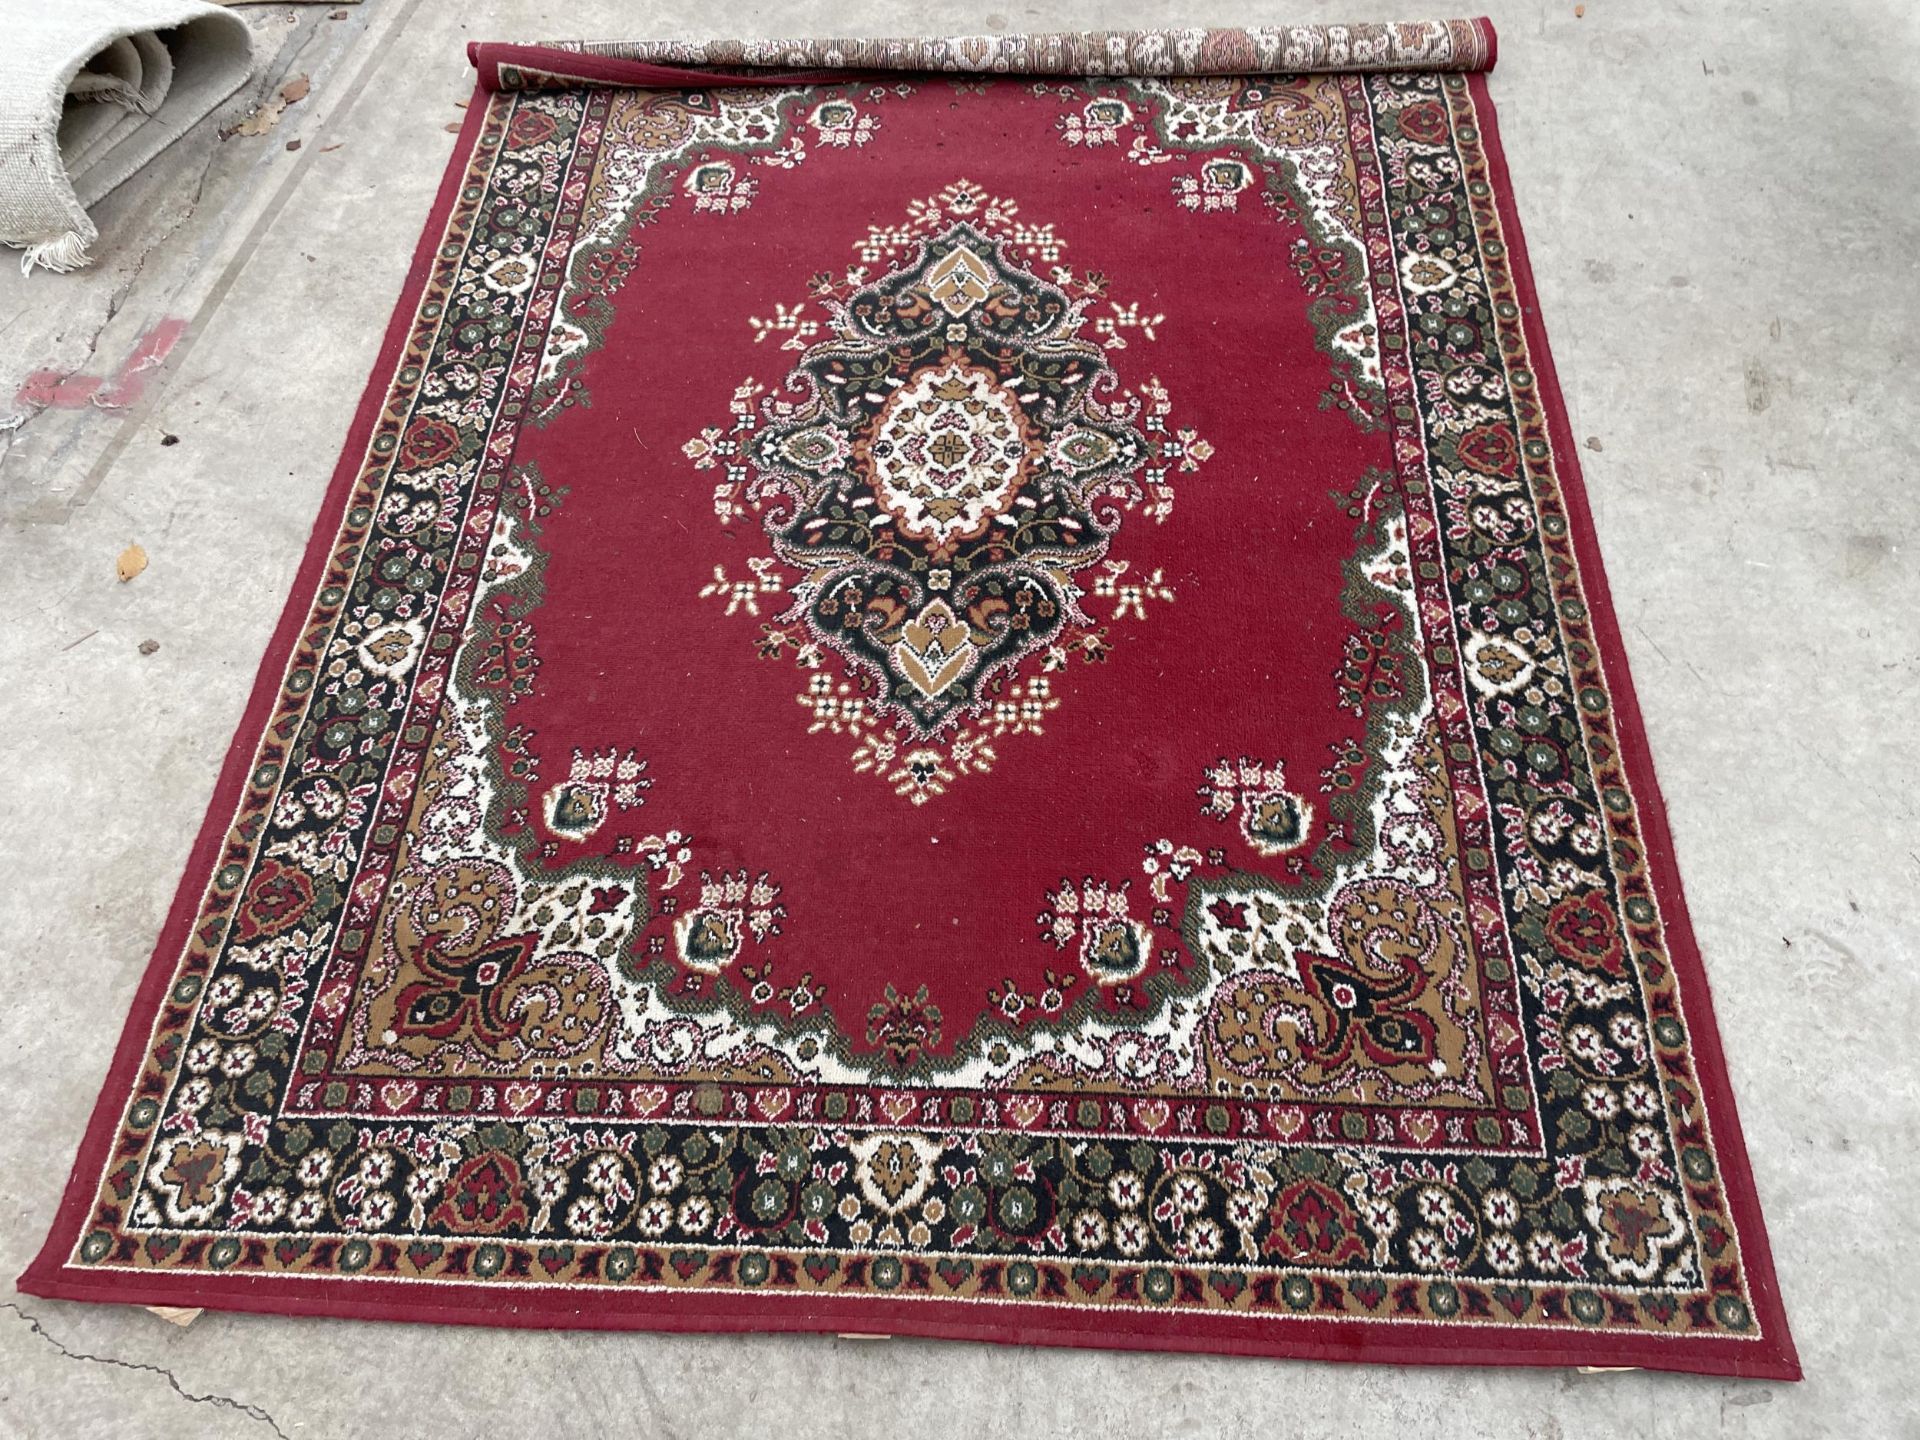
[{"x1": 23, "y1": 18, "x2": 1797, "y2": 1377}]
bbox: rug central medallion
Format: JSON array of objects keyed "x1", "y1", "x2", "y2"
[{"x1": 688, "y1": 183, "x2": 1212, "y2": 801}]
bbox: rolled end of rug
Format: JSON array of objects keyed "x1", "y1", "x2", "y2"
[
  {"x1": 472, "y1": 18, "x2": 1499, "y2": 92},
  {"x1": 0, "y1": 0, "x2": 256, "y2": 274}
]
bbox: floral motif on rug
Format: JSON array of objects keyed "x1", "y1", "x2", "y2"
[{"x1": 23, "y1": 35, "x2": 1796, "y2": 1379}]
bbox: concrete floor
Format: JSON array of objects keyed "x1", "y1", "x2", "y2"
[{"x1": 1, "y1": 0, "x2": 1915, "y2": 1434}]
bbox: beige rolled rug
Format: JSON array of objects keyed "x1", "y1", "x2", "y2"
[{"x1": 0, "y1": 0, "x2": 254, "y2": 273}]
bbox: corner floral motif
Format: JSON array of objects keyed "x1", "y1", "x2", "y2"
[
  {"x1": 671, "y1": 870, "x2": 785, "y2": 974},
  {"x1": 1050, "y1": 75, "x2": 1385, "y2": 428},
  {"x1": 542, "y1": 748, "x2": 650, "y2": 841},
  {"x1": 1037, "y1": 877, "x2": 1157, "y2": 989},
  {"x1": 1198, "y1": 756, "x2": 1314, "y2": 856}
]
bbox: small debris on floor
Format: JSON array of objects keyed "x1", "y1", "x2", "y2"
[
  {"x1": 160, "y1": 432, "x2": 179, "y2": 446},
  {"x1": 286, "y1": 138, "x2": 303, "y2": 152},
  {"x1": 116, "y1": 544, "x2": 148, "y2": 582},
  {"x1": 223, "y1": 73, "x2": 311, "y2": 139},
  {"x1": 444, "y1": 121, "x2": 462, "y2": 132},
  {"x1": 144, "y1": 1306, "x2": 202, "y2": 1327},
  {"x1": 226, "y1": 105, "x2": 279, "y2": 138},
  {"x1": 1585, "y1": 435, "x2": 1604, "y2": 451},
  {"x1": 1575, "y1": 4, "x2": 1587, "y2": 15},
  {"x1": 138, "y1": 639, "x2": 161, "y2": 656},
  {"x1": 320, "y1": 142, "x2": 343, "y2": 153}
]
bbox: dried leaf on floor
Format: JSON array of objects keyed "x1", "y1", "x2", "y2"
[
  {"x1": 116, "y1": 544, "x2": 147, "y2": 583},
  {"x1": 223, "y1": 73, "x2": 310, "y2": 138},
  {"x1": 144, "y1": 1306, "x2": 203, "y2": 1327},
  {"x1": 225, "y1": 97, "x2": 285, "y2": 138}
]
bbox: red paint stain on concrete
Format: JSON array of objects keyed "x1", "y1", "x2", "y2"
[
  {"x1": 14, "y1": 370, "x2": 102, "y2": 408},
  {"x1": 15, "y1": 318, "x2": 188, "y2": 411}
]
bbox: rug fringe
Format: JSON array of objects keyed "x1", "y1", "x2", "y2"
[{"x1": 19, "y1": 228, "x2": 95, "y2": 274}]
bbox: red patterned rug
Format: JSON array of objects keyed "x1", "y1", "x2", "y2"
[{"x1": 24, "y1": 20, "x2": 1797, "y2": 1377}]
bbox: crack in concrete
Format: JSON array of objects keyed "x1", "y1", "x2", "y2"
[
  {"x1": 630, "y1": 1357, "x2": 684, "y2": 1440},
  {"x1": 2, "y1": 1302, "x2": 291, "y2": 1439}
]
